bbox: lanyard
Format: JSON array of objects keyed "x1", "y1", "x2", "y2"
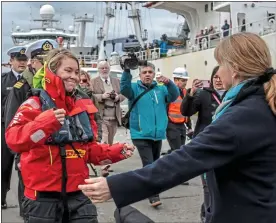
[{"x1": 212, "y1": 93, "x2": 221, "y2": 105}]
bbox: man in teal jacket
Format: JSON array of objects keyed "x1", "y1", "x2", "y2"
[{"x1": 120, "y1": 62, "x2": 179, "y2": 207}]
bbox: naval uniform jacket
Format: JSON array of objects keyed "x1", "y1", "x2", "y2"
[
  {"x1": 4, "y1": 77, "x2": 31, "y2": 129},
  {"x1": 1, "y1": 71, "x2": 18, "y2": 123}
]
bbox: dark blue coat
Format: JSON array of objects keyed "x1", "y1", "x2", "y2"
[{"x1": 107, "y1": 84, "x2": 276, "y2": 223}]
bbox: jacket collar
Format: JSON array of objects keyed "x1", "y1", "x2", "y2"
[
  {"x1": 137, "y1": 80, "x2": 157, "y2": 89},
  {"x1": 33, "y1": 63, "x2": 75, "y2": 112}
]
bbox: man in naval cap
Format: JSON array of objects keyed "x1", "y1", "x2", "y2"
[
  {"x1": 1, "y1": 46, "x2": 28, "y2": 209},
  {"x1": 3, "y1": 39, "x2": 57, "y2": 216}
]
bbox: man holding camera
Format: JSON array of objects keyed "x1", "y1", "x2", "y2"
[
  {"x1": 91, "y1": 60, "x2": 125, "y2": 145},
  {"x1": 120, "y1": 56, "x2": 179, "y2": 207}
]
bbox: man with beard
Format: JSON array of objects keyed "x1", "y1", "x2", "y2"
[
  {"x1": 1, "y1": 46, "x2": 28, "y2": 209},
  {"x1": 91, "y1": 60, "x2": 125, "y2": 145},
  {"x1": 4, "y1": 39, "x2": 58, "y2": 216}
]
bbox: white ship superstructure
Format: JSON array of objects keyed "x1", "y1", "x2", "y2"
[
  {"x1": 139, "y1": 1, "x2": 276, "y2": 86},
  {"x1": 11, "y1": 4, "x2": 98, "y2": 66}
]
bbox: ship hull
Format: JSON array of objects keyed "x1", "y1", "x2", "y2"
[{"x1": 151, "y1": 33, "x2": 276, "y2": 88}]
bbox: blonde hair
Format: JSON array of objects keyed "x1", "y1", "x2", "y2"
[
  {"x1": 46, "y1": 48, "x2": 79, "y2": 74},
  {"x1": 214, "y1": 32, "x2": 276, "y2": 114}
]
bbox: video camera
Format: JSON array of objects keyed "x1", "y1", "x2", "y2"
[{"x1": 120, "y1": 52, "x2": 148, "y2": 70}]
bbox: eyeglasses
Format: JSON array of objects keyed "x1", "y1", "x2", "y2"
[
  {"x1": 99, "y1": 67, "x2": 109, "y2": 70},
  {"x1": 80, "y1": 79, "x2": 87, "y2": 83}
]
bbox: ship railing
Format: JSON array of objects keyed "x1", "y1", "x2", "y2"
[
  {"x1": 77, "y1": 55, "x2": 98, "y2": 67},
  {"x1": 191, "y1": 15, "x2": 276, "y2": 52},
  {"x1": 134, "y1": 48, "x2": 161, "y2": 61}
]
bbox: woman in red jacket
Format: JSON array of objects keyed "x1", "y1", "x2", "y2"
[{"x1": 5, "y1": 48, "x2": 134, "y2": 223}]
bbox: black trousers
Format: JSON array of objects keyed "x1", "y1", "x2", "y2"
[
  {"x1": 17, "y1": 170, "x2": 24, "y2": 216},
  {"x1": 1, "y1": 123, "x2": 15, "y2": 204},
  {"x1": 22, "y1": 191, "x2": 98, "y2": 223},
  {"x1": 200, "y1": 174, "x2": 210, "y2": 220},
  {"x1": 166, "y1": 121, "x2": 186, "y2": 153},
  {"x1": 16, "y1": 154, "x2": 25, "y2": 216},
  {"x1": 132, "y1": 139, "x2": 162, "y2": 201}
]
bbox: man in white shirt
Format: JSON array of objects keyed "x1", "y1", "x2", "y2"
[{"x1": 91, "y1": 61, "x2": 125, "y2": 146}]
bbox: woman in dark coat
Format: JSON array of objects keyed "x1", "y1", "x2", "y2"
[
  {"x1": 79, "y1": 32, "x2": 276, "y2": 223},
  {"x1": 181, "y1": 66, "x2": 226, "y2": 222}
]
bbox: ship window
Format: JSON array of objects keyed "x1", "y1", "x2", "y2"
[
  {"x1": 211, "y1": 2, "x2": 214, "y2": 11},
  {"x1": 205, "y1": 4, "x2": 208, "y2": 12}
]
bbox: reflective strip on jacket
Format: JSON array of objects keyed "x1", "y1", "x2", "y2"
[{"x1": 168, "y1": 88, "x2": 188, "y2": 123}]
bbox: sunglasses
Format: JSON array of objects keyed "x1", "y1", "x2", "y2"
[{"x1": 80, "y1": 79, "x2": 87, "y2": 83}]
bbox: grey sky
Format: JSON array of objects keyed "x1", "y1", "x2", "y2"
[{"x1": 2, "y1": 1, "x2": 183, "y2": 63}]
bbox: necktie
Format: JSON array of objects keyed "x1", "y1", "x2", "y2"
[
  {"x1": 105, "y1": 79, "x2": 108, "y2": 85},
  {"x1": 17, "y1": 75, "x2": 21, "y2": 81}
]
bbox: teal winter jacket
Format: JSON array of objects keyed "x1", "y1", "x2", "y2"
[{"x1": 120, "y1": 71, "x2": 179, "y2": 140}]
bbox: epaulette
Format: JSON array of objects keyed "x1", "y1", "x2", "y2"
[{"x1": 13, "y1": 78, "x2": 26, "y2": 89}]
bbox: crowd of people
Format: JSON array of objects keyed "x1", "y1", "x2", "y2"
[
  {"x1": 195, "y1": 20, "x2": 231, "y2": 50},
  {"x1": 1, "y1": 32, "x2": 276, "y2": 223}
]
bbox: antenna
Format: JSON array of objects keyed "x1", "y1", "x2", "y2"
[
  {"x1": 29, "y1": 6, "x2": 31, "y2": 29},
  {"x1": 60, "y1": 8, "x2": 62, "y2": 25}
]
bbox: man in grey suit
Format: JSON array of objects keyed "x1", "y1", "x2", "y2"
[{"x1": 91, "y1": 61, "x2": 125, "y2": 145}]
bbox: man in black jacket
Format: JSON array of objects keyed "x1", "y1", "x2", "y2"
[
  {"x1": 4, "y1": 39, "x2": 58, "y2": 216},
  {"x1": 180, "y1": 66, "x2": 226, "y2": 222},
  {"x1": 1, "y1": 46, "x2": 28, "y2": 209}
]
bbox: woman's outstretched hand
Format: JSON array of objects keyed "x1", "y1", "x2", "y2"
[{"x1": 78, "y1": 177, "x2": 111, "y2": 203}]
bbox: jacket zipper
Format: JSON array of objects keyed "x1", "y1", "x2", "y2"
[
  {"x1": 48, "y1": 146, "x2": 53, "y2": 165},
  {"x1": 154, "y1": 90, "x2": 158, "y2": 104},
  {"x1": 153, "y1": 90, "x2": 157, "y2": 138}
]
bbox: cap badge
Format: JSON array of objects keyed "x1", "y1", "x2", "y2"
[
  {"x1": 20, "y1": 48, "x2": 26, "y2": 54},
  {"x1": 42, "y1": 41, "x2": 53, "y2": 51}
]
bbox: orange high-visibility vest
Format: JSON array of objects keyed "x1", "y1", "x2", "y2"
[{"x1": 168, "y1": 88, "x2": 188, "y2": 123}]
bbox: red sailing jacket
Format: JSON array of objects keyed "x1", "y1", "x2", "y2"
[{"x1": 5, "y1": 65, "x2": 127, "y2": 200}]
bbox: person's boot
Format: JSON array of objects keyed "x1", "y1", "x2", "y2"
[
  {"x1": 149, "y1": 196, "x2": 162, "y2": 208},
  {"x1": 1, "y1": 201, "x2": 7, "y2": 209}
]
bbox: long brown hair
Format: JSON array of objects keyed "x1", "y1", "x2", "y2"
[{"x1": 214, "y1": 32, "x2": 276, "y2": 114}]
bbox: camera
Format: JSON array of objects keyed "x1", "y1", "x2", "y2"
[
  {"x1": 109, "y1": 90, "x2": 117, "y2": 100},
  {"x1": 120, "y1": 52, "x2": 148, "y2": 70}
]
